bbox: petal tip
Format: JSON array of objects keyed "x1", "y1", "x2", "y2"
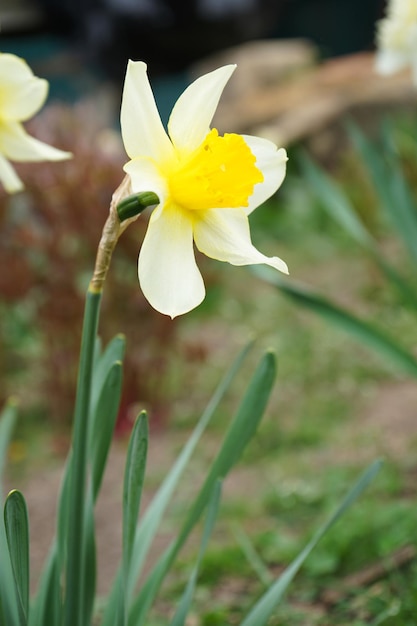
[
  {"x1": 127, "y1": 59, "x2": 147, "y2": 70},
  {"x1": 270, "y1": 256, "x2": 289, "y2": 275}
]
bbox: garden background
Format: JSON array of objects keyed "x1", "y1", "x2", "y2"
[{"x1": 1, "y1": 1, "x2": 417, "y2": 624}]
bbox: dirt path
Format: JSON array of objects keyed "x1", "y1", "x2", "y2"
[
  {"x1": 5, "y1": 434, "x2": 178, "y2": 597},
  {"x1": 5, "y1": 378, "x2": 417, "y2": 599}
]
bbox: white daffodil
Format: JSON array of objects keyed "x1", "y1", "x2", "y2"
[
  {"x1": 0, "y1": 53, "x2": 71, "y2": 193},
  {"x1": 121, "y1": 60, "x2": 288, "y2": 317},
  {"x1": 375, "y1": 0, "x2": 417, "y2": 83}
]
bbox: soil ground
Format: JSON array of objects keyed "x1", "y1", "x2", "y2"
[{"x1": 7, "y1": 377, "x2": 417, "y2": 598}]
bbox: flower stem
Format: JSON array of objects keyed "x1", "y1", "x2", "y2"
[
  {"x1": 63, "y1": 176, "x2": 130, "y2": 626},
  {"x1": 63, "y1": 175, "x2": 159, "y2": 625},
  {"x1": 63, "y1": 288, "x2": 101, "y2": 626}
]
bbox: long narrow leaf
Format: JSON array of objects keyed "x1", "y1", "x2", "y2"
[
  {"x1": 116, "y1": 413, "x2": 148, "y2": 626},
  {"x1": 299, "y1": 150, "x2": 374, "y2": 249},
  {"x1": 0, "y1": 402, "x2": 20, "y2": 626},
  {"x1": 169, "y1": 480, "x2": 222, "y2": 626},
  {"x1": 29, "y1": 543, "x2": 62, "y2": 626},
  {"x1": 300, "y1": 144, "x2": 417, "y2": 312},
  {"x1": 89, "y1": 334, "x2": 125, "y2": 429},
  {"x1": 30, "y1": 457, "x2": 72, "y2": 624},
  {"x1": 32, "y1": 446, "x2": 92, "y2": 624},
  {"x1": 4, "y1": 490, "x2": 29, "y2": 624},
  {"x1": 64, "y1": 289, "x2": 102, "y2": 626},
  {"x1": 90, "y1": 361, "x2": 124, "y2": 501},
  {"x1": 128, "y1": 351, "x2": 276, "y2": 626},
  {"x1": 388, "y1": 163, "x2": 417, "y2": 268},
  {"x1": 101, "y1": 339, "x2": 254, "y2": 626},
  {"x1": 346, "y1": 119, "x2": 408, "y2": 243},
  {"x1": 255, "y1": 268, "x2": 417, "y2": 378},
  {"x1": 33, "y1": 324, "x2": 122, "y2": 626},
  {"x1": 352, "y1": 118, "x2": 417, "y2": 268},
  {"x1": 234, "y1": 526, "x2": 273, "y2": 588},
  {"x1": 385, "y1": 149, "x2": 417, "y2": 268},
  {"x1": 0, "y1": 519, "x2": 20, "y2": 626},
  {"x1": 82, "y1": 488, "x2": 96, "y2": 626},
  {"x1": 123, "y1": 412, "x2": 148, "y2": 575},
  {"x1": 240, "y1": 459, "x2": 382, "y2": 626},
  {"x1": 345, "y1": 119, "x2": 391, "y2": 209},
  {"x1": 373, "y1": 256, "x2": 417, "y2": 312}
]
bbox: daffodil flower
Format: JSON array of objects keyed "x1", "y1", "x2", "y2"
[
  {"x1": 121, "y1": 60, "x2": 288, "y2": 318},
  {"x1": 0, "y1": 53, "x2": 71, "y2": 193},
  {"x1": 375, "y1": 0, "x2": 417, "y2": 84}
]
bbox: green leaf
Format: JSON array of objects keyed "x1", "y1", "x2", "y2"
[
  {"x1": 169, "y1": 480, "x2": 222, "y2": 626},
  {"x1": 101, "y1": 339, "x2": 254, "y2": 626},
  {"x1": 387, "y1": 157, "x2": 417, "y2": 268},
  {"x1": 93, "y1": 335, "x2": 103, "y2": 375},
  {"x1": 90, "y1": 334, "x2": 125, "y2": 426},
  {"x1": 255, "y1": 268, "x2": 417, "y2": 378},
  {"x1": 57, "y1": 458, "x2": 71, "y2": 571},
  {"x1": 381, "y1": 120, "x2": 417, "y2": 268},
  {"x1": 81, "y1": 489, "x2": 96, "y2": 626},
  {"x1": 300, "y1": 142, "x2": 417, "y2": 312},
  {"x1": 240, "y1": 459, "x2": 382, "y2": 626},
  {"x1": 116, "y1": 413, "x2": 148, "y2": 626},
  {"x1": 29, "y1": 542, "x2": 62, "y2": 626},
  {"x1": 0, "y1": 403, "x2": 21, "y2": 626},
  {"x1": 299, "y1": 149, "x2": 374, "y2": 249},
  {"x1": 345, "y1": 119, "x2": 391, "y2": 209},
  {"x1": 348, "y1": 119, "x2": 417, "y2": 268},
  {"x1": 234, "y1": 526, "x2": 273, "y2": 588},
  {"x1": 4, "y1": 490, "x2": 29, "y2": 625},
  {"x1": 0, "y1": 519, "x2": 20, "y2": 626},
  {"x1": 128, "y1": 351, "x2": 276, "y2": 626},
  {"x1": 90, "y1": 361, "x2": 124, "y2": 501},
  {"x1": 123, "y1": 412, "x2": 148, "y2": 576},
  {"x1": 64, "y1": 289, "x2": 102, "y2": 626},
  {"x1": 32, "y1": 453, "x2": 73, "y2": 624},
  {"x1": 373, "y1": 256, "x2": 417, "y2": 313}
]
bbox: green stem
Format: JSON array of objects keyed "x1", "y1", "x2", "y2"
[
  {"x1": 61, "y1": 180, "x2": 158, "y2": 625},
  {"x1": 63, "y1": 288, "x2": 102, "y2": 626}
]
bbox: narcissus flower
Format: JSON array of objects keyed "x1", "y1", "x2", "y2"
[
  {"x1": 375, "y1": 0, "x2": 417, "y2": 83},
  {"x1": 121, "y1": 60, "x2": 288, "y2": 318},
  {"x1": 0, "y1": 53, "x2": 71, "y2": 193}
]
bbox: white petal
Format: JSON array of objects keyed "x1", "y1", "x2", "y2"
[
  {"x1": 124, "y1": 156, "x2": 168, "y2": 217},
  {"x1": 0, "y1": 54, "x2": 48, "y2": 121},
  {"x1": 0, "y1": 153, "x2": 23, "y2": 193},
  {"x1": 242, "y1": 135, "x2": 287, "y2": 215},
  {"x1": 168, "y1": 65, "x2": 236, "y2": 153},
  {"x1": 194, "y1": 208, "x2": 288, "y2": 273},
  {"x1": 120, "y1": 60, "x2": 174, "y2": 162},
  {"x1": 0, "y1": 121, "x2": 71, "y2": 162},
  {"x1": 139, "y1": 204, "x2": 205, "y2": 317},
  {"x1": 375, "y1": 49, "x2": 409, "y2": 74}
]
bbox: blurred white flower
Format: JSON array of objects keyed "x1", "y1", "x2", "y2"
[
  {"x1": 375, "y1": 0, "x2": 417, "y2": 83},
  {"x1": 0, "y1": 53, "x2": 71, "y2": 193},
  {"x1": 120, "y1": 60, "x2": 288, "y2": 317}
]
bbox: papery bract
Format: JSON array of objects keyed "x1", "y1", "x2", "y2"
[
  {"x1": 375, "y1": 0, "x2": 417, "y2": 84},
  {"x1": 121, "y1": 60, "x2": 288, "y2": 318},
  {"x1": 0, "y1": 53, "x2": 71, "y2": 193}
]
